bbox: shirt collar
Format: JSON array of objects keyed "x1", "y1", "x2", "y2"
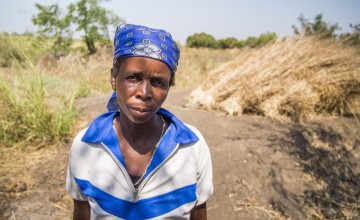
[{"x1": 81, "y1": 108, "x2": 199, "y2": 144}]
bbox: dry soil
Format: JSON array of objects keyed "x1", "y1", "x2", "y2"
[{"x1": 1, "y1": 90, "x2": 359, "y2": 219}]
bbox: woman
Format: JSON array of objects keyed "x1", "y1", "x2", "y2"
[{"x1": 66, "y1": 24, "x2": 213, "y2": 220}]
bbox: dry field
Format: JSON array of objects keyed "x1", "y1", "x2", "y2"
[{"x1": 1, "y1": 36, "x2": 359, "y2": 219}]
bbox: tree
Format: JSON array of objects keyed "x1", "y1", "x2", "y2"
[
  {"x1": 33, "y1": 0, "x2": 124, "y2": 55},
  {"x1": 218, "y1": 37, "x2": 239, "y2": 49},
  {"x1": 292, "y1": 14, "x2": 340, "y2": 39},
  {"x1": 340, "y1": 23, "x2": 360, "y2": 46},
  {"x1": 235, "y1": 40, "x2": 245, "y2": 48},
  {"x1": 67, "y1": 0, "x2": 123, "y2": 54},
  {"x1": 257, "y1": 32, "x2": 277, "y2": 47},
  {"x1": 186, "y1": 32, "x2": 219, "y2": 48},
  {"x1": 245, "y1": 36, "x2": 258, "y2": 48},
  {"x1": 32, "y1": 3, "x2": 72, "y2": 56},
  {"x1": 186, "y1": 32, "x2": 275, "y2": 49}
]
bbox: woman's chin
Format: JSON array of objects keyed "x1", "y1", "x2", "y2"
[{"x1": 128, "y1": 108, "x2": 155, "y2": 124}]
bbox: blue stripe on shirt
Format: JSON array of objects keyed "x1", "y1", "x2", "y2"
[{"x1": 75, "y1": 178, "x2": 197, "y2": 219}]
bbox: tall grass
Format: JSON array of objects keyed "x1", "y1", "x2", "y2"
[
  {"x1": 45, "y1": 47, "x2": 113, "y2": 95},
  {"x1": 23, "y1": 34, "x2": 244, "y2": 95},
  {"x1": 0, "y1": 33, "x2": 50, "y2": 67},
  {"x1": 0, "y1": 35, "x2": 109, "y2": 148},
  {"x1": 0, "y1": 63, "x2": 77, "y2": 147},
  {"x1": 43, "y1": 45, "x2": 240, "y2": 94}
]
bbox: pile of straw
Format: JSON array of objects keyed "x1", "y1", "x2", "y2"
[{"x1": 187, "y1": 37, "x2": 360, "y2": 122}]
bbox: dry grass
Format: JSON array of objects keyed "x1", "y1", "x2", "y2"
[
  {"x1": 187, "y1": 37, "x2": 360, "y2": 122},
  {"x1": 175, "y1": 47, "x2": 241, "y2": 90},
  {"x1": 37, "y1": 46, "x2": 113, "y2": 96},
  {"x1": 39, "y1": 46, "x2": 239, "y2": 93}
]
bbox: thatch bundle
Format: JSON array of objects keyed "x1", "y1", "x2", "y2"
[{"x1": 187, "y1": 37, "x2": 360, "y2": 121}]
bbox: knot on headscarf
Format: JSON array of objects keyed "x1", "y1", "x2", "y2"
[{"x1": 108, "y1": 24, "x2": 180, "y2": 112}]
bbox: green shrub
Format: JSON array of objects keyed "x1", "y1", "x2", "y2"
[
  {"x1": 293, "y1": 14, "x2": 339, "y2": 39},
  {"x1": 235, "y1": 40, "x2": 245, "y2": 48},
  {"x1": 0, "y1": 69, "x2": 77, "y2": 147},
  {"x1": 218, "y1": 37, "x2": 239, "y2": 49},
  {"x1": 257, "y1": 32, "x2": 277, "y2": 47},
  {"x1": 186, "y1": 32, "x2": 276, "y2": 49},
  {"x1": 186, "y1": 32, "x2": 219, "y2": 49},
  {"x1": 245, "y1": 36, "x2": 259, "y2": 48},
  {"x1": 340, "y1": 23, "x2": 360, "y2": 47},
  {"x1": 244, "y1": 33, "x2": 277, "y2": 48}
]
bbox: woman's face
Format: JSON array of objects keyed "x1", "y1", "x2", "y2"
[{"x1": 112, "y1": 57, "x2": 171, "y2": 124}]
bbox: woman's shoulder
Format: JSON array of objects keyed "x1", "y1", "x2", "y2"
[
  {"x1": 70, "y1": 127, "x2": 90, "y2": 151},
  {"x1": 73, "y1": 127, "x2": 89, "y2": 142},
  {"x1": 183, "y1": 123, "x2": 204, "y2": 139}
]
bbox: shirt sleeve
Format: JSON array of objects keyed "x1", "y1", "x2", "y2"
[
  {"x1": 66, "y1": 157, "x2": 88, "y2": 201},
  {"x1": 66, "y1": 161, "x2": 88, "y2": 201},
  {"x1": 195, "y1": 133, "x2": 214, "y2": 205},
  {"x1": 65, "y1": 131, "x2": 89, "y2": 201}
]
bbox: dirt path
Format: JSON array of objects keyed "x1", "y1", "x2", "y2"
[{"x1": 1, "y1": 91, "x2": 359, "y2": 219}]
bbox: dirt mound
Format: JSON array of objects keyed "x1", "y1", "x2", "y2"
[{"x1": 187, "y1": 37, "x2": 360, "y2": 122}]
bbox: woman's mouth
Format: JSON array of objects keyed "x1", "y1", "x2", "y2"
[{"x1": 130, "y1": 106, "x2": 152, "y2": 114}]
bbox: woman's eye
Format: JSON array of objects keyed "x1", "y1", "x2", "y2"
[
  {"x1": 152, "y1": 79, "x2": 160, "y2": 85},
  {"x1": 152, "y1": 78, "x2": 166, "y2": 87},
  {"x1": 126, "y1": 75, "x2": 140, "y2": 81}
]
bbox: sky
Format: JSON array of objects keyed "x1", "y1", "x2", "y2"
[{"x1": 1, "y1": 0, "x2": 359, "y2": 44}]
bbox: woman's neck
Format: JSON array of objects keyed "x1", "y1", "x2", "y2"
[{"x1": 116, "y1": 114, "x2": 164, "y2": 154}]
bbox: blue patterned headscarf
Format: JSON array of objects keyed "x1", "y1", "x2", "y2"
[
  {"x1": 107, "y1": 24, "x2": 180, "y2": 111},
  {"x1": 113, "y1": 24, "x2": 180, "y2": 73}
]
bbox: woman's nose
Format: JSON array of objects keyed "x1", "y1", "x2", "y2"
[{"x1": 136, "y1": 81, "x2": 152, "y2": 100}]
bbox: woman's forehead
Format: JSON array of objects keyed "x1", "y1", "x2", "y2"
[{"x1": 120, "y1": 57, "x2": 171, "y2": 74}]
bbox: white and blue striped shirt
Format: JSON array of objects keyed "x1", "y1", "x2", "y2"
[{"x1": 66, "y1": 108, "x2": 213, "y2": 219}]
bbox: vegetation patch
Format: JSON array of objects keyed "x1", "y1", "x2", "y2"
[
  {"x1": 0, "y1": 33, "x2": 49, "y2": 67},
  {"x1": 187, "y1": 37, "x2": 360, "y2": 122},
  {"x1": 0, "y1": 67, "x2": 77, "y2": 148}
]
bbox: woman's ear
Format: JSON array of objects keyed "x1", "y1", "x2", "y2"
[{"x1": 111, "y1": 77, "x2": 116, "y2": 90}]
